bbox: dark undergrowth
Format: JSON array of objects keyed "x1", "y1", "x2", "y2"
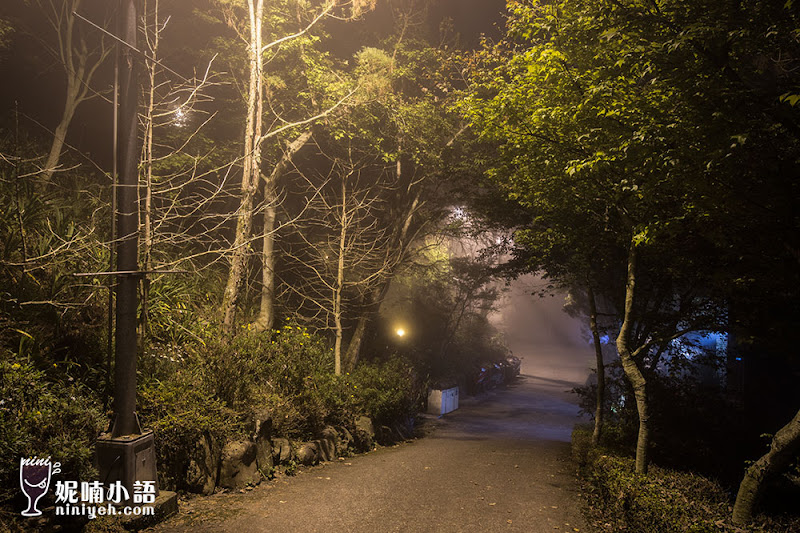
[{"x1": 572, "y1": 427, "x2": 800, "y2": 533}]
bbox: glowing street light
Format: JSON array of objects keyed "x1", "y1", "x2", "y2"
[{"x1": 396, "y1": 327, "x2": 406, "y2": 338}]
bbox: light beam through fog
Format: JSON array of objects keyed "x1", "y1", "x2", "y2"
[{"x1": 490, "y1": 273, "x2": 596, "y2": 387}]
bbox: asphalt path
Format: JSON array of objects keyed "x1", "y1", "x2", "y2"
[{"x1": 151, "y1": 372, "x2": 591, "y2": 533}]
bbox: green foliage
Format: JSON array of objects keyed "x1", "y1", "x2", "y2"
[
  {"x1": 138, "y1": 373, "x2": 241, "y2": 491},
  {"x1": 0, "y1": 349, "x2": 105, "y2": 505},
  {"x1": 348, "y1": 357, "x2": 421, "y2": 425},
  {"x1": 572, "y1": 428, "x2": 800, "y2": 532},
  {"x1": 142, "y1": 321, "x2": 420, "y2": 456}
]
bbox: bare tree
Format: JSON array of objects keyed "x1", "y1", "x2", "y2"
[
  {"x1": 29, "y1": 0, "x2": 112, "y2": 181},
  {"x1": 137, "y1": 0, "x2": 222, "y2": 343},
  {"x1": 280, "y1": 142, "x2": 399, "y2": 374},
  {"x1": 219, "y1": 0, "x2": 365, "y2": 334}
]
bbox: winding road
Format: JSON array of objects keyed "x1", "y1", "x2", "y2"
[{"x1": 151, "y1": 369, "x2": 590, "y2": 533}]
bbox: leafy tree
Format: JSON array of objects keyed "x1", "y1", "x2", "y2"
[
  {"x1": 217, "y1": 0, "x2": 366, "y2": 334},
  {"x1": 460, "y1": 0, "x2": 800, "y2": 476}
]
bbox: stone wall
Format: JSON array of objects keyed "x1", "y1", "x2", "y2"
[{"x1": 182, "y1": 416, "x2": 378, "y2": 494}]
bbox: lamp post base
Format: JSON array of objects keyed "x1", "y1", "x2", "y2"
[{"x1": 96, "y1": 429, "x2": 158, "y2": 500}]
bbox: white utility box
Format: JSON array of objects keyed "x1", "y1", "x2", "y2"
[{"x1": 427, "y1": 387, "x2": 459, "y2": 416}]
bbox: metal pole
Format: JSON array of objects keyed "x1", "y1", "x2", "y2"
[
  {"x1": 106, "y1": 8, "x2": 119, "y2": 410},
  {"x1": 112, "y1": 0, "x2": 141, "y2": 438}
]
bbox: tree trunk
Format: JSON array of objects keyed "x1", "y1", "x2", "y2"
[
  {"x1": 42, "y1": 3, "x2": 84, "y2": 181},
  {"x1": 588, "y1": 285, "x2": 605, "y2": 446},
  {"x1": 333, "y1": 178, "x2": 347, "y2": 375},
  {"x1": 139, "y1": 0, "x2": 158, "y2": 349},
  {"x1": 615, "y1": 239, "x2": 650, "y2": 474},
  {"x1": 254, "y1": 129, "x2": 313, "y2": 332},
  {"x1": 41, "y1": 0, "x2": 108, "y2": 181},
  {"x1": 255, "y1": 201, "x2": 277, "y2": 330},
  {"x1": 221, "y1": 0, "x2": 263, "y2": 334},
  {"x1": 732, "y1": 407, "x2": 800, "y2": 524},
  {"x1": 343, "y1": 281, "x2": 390, "y2": 372},
  {"x1": 43, "y1": 91, "x2": 80, "y2": 180},
  {"x1": 343, "y1": 311, "x2": 367, "y2": 372}
]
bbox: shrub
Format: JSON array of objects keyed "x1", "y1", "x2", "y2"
[
  {"x1": 572, "y1": 427, "x2": 800, "y2": 533},
  {"x1": 349, "y1": 357, "x2": 422, "y2": 425},
  {"x1": 137, "y1": 322, "x2": 424, "y2": 489},
  {"x1": 302, "y1": 356, "x2": 422, "y2": 430},
  {"x1": 0, "y1": 349, "x2": 105, "y2": 506},
  {"x1": 138, "y1": 373, "x2": 241, "y2": 491}
]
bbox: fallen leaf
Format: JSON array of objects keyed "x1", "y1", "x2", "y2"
[{"x1": 489, "y1": 502, "x2": 497, "y2": 506}]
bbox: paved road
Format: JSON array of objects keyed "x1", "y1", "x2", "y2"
[{"x1": 151, "y1": 373, "x2": 590, "y2": 533}]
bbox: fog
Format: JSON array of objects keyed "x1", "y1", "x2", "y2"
[{"x1": 490, "y1": 274, "x2": 596, "y2": 388}]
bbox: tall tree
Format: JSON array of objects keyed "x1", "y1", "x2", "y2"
[
  {"x1": 27, "y1": 0, "x2": 112, "y2": 181},
  {"x1": 461, "y1": 0, "x2": 760, "y2": 473},
  {"x1": 218, "y1": 0, "x2": 366, "y2": 334}
]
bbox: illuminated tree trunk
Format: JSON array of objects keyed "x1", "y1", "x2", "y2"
[
  {"x1": 343, "y1": 282, "x2": 386, "y2": 372},
  {"x1": 333, "y1": 179, "x2": 348, "y2": 375},
  {"x1": 732, "y1": 407, "x2": 800, "y2": 524},
  {"x1": 40, "y1": 0, "x2": 109, "y2": 181},
  {"x1": 222, "y1": 0, "x2": 263, "y2": 334},
  {"x1": 588, "y1": 285, "x2": 605, "y2": 446},
  {"x1": 44, "y1": 79, "x2": 80, "y2": 180},
  {"x1": 615, "y1": 239, "x2": 650, "y2": 474},
  {"x1": 254, "y1": 130, "x2": 313, "y2": 332},
  {"x1": 139, "y1": 0, "x2": 159, "y2": 346}
]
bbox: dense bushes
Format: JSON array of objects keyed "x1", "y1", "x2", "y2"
[
  {"x1": 572, "y1": 428, "x2": 800, "y2": 533},
  {"x1": 573, "y1": 361, "x2": 750, "y2": 486},
  {"x1": 137, "y1": 322, "x2": 423, "y2": 489},
  {"x1": 0, "y1": 349, "x2": 105, "y2": 506},
  {"x1": 138, "y1": 375, "x2": 241, "y2": 490}
]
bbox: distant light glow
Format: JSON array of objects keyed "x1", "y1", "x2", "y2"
[
  {"x1": 396, "y1": 328, "x2": 406, "y2": 337},
  {"x1": 174, "y1": 107, "x2": 188, "y2": 127}
]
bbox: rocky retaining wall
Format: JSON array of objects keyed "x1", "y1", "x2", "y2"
[{"x1": 181, "y1": 415, "x2": 384, "y2": 494}]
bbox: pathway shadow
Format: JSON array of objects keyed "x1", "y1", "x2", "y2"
[{"x1": 522, "y1": 374, "x2": 583, "y2": 389}]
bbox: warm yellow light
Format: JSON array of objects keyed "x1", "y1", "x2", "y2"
[{"x1": 396, "y1": 328, "x2": 406, "y2": 337}]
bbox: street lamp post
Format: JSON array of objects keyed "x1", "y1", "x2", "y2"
[{"x1": 94, "y1": 0, "x2": 158, "y2": 501}]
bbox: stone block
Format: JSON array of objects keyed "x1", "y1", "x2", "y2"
[
  {"x1": 185, "y1": 433, "x2": 219, "y2": 495},
  {"x1": 296, "y1": 442, "x2": 319, "y2": 465},
  {"x1": 354, "y1": 416, "x2": 375, "y2": 451},
  {"x1": 255, "y1": 418, "x2": 273, "y2": 474},
  {"x1": 271, "y1": 437, "x2": 292, "y2": 464},
  {"x1": 218, "y1": 440, "x2": 261, "y2": 490},
  {"x1": 336, "y1": 426, "x2": 354, "y2": 454}
]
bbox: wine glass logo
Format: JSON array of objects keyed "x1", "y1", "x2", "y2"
[{"x1": 19, "y1": 457, "x2": 60, "y2": 517}]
